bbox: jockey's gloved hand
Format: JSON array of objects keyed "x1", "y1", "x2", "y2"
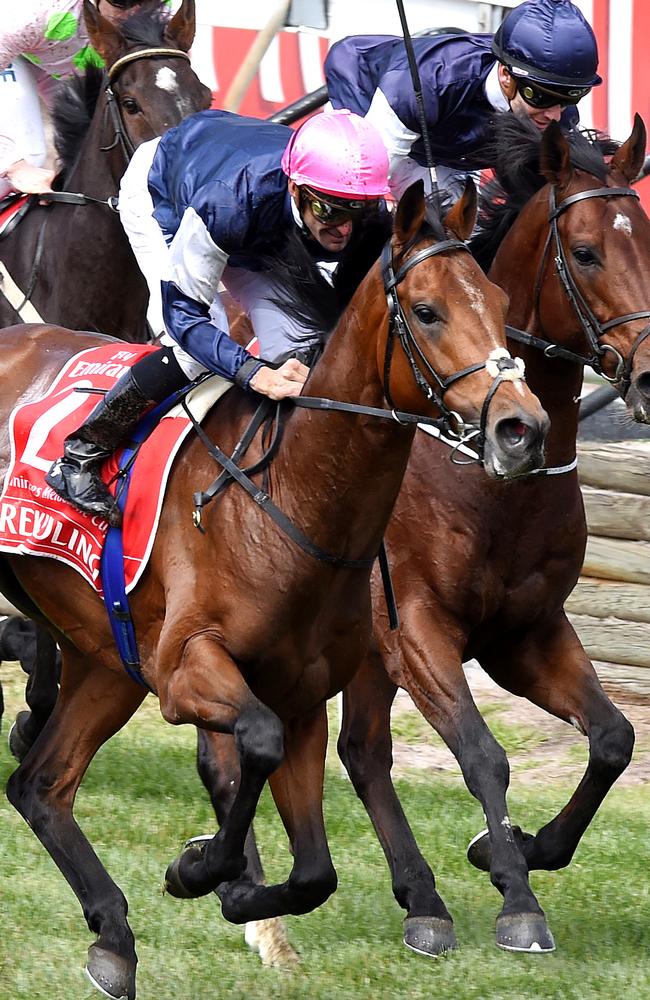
[{"x1": 250, "y1": 358, "x2": 309, "y2": 400}]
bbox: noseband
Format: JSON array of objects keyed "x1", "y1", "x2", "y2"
[
  {"x1": 102, "y1": 47, "x2": 191, "y2": 162},
  {"x1": 381, "y1": 238, "x2": 525, "y2": 460},
  {"x1": 508, "y1": 184, "x2": 650, "y2": 396}
]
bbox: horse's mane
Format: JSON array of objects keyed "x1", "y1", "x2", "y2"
[
  {"x1": 52, "y1": 2, "x2": 171, "y2": 170},
  {"x1": 470, "y1": 113, "x2": 620, "y2": 272},
  {"x1": 263, "y1": 197, "x2": 449, "y2": 346}
]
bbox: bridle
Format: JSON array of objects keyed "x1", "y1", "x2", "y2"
[
  {"x1": 380, "y1": 236, "x2": 525, "y2": 460},
  {"x1": 507, "y1": 183, "x2": 650, "y2": 397},
  {"x1": 102, "y1": 46, "x2": 192, "y2": 163}
]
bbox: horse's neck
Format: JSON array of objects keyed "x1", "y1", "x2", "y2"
[
  {"x1": 63, "y1": 92, "x2": 124, "y2": 198},
  {"x1": 277, "y1": 298, "x2": 416, "y2": 558}
]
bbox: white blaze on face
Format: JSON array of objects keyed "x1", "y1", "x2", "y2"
[
  {"x1": 457, "y1": 273, "x2": 487, "y2": 319},
  {"x1": 156, "y1": 66, "x2": 180, "y2": 94},
  {"x1": 613, "y1": 212, "x2": 633, "y2": 236}
]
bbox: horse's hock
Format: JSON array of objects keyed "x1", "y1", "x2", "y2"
[{"x1": 567, "y1": 441, "x2": 650, "y2": 696}]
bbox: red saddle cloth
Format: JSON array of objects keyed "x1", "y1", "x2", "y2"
[
  {"x1": 0, "y1": 194, "x2": 32, "y2": 238},
  {"x1": 0, "y1": 344, "x2": 199, "y2": 594}
]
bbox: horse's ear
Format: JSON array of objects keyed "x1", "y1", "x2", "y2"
[
  {"x1": 610, "y1": 113, "x2": 647, "y2": 183},
  {"x1": 393, "y1": 180, "x2": 427, "y2": 248},
  {"x1": 164, "y1": 0, "x2": 196, "y2": 52},
  {"x1": 443, "y1": 176, "x2": 477, "y2": 242},
  {"x1": 83, "y1": 0, "x2": 125, "y2": 66},
  {"x1": 539, "y1": 120, "x2": 573, "y2": 188}
]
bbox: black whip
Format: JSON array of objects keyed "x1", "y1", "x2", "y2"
[{"x1": 395, "y1": 0, "x2": 437, "y2": 186}]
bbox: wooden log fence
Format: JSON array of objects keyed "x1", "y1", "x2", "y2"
[{"x1": 567, "y1": 442, "x2": 650, "y2": 693}]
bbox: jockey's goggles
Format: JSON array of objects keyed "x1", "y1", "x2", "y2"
[
  {"x1": 300, "y1": 186, "x2": 380, "y2": 225},
  {"x1": 515, "y1": 78, "x2": 590, "y2": 109}
]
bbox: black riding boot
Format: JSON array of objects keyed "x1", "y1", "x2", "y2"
[{"x1": 45, "y1": 347, "x2": 191, "y2": 527}]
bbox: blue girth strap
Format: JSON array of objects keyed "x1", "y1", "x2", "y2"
[{"x1": 99, "y1": 397, "x2": 176, "y2": 690}]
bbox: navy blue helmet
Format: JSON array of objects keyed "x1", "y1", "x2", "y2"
[{"x1": 492, "y1": 0, "x2": 601, "y2": 97}]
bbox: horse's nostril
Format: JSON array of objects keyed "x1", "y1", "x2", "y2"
[
  {"x1": 636, "y1": 372, "x2": 650, "y2": 399},
  {"x1": 496, "y1": 417, "x2": 532, "y2": 448}
]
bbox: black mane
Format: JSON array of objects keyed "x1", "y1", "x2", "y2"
[
  {"x1": 470, "y1": 113, "x2": 619, "y2": 272},
  {"x1": 52, "y1": 3, "x2": 171, "y2": 170},
  {"x1": 263, "y1": 192, "x2": 450, "y2": 347}
]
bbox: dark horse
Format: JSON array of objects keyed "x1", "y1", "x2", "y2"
[
  {"x1": 0, "y1": 0, "x2": 210, "y2": 750},
  {"x1": 0, "y1": 183, "x2": 548, "y2": 999},
  {"x1": 0, "y1": 0, "x2": 210, "y2": 341},
  {"x1": 194, "y1": 115, "x2": 650, "y2": 961}
]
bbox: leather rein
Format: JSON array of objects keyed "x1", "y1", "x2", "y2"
[
  {"x1": 188, "y1": 234, "x2": 527, "y2": 573},
  {"x1": 506, "y1": 183, "x2": 650, "y2": 396}
]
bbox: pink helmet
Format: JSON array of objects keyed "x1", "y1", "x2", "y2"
[{"x1": 281, "y1": 109, "x2": 390, "y2": 199}]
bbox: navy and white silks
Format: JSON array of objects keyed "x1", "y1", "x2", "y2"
[
  {"x1": 119, "y1": 110, "x2": 338, "y2": 383},
  {"x1": 325, "y1": 33, "x2": 579, "y2": 200}
]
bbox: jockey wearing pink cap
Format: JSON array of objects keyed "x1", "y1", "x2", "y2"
[{"x1": 47, "y1": 107, "x2": 392, "y2": 523}]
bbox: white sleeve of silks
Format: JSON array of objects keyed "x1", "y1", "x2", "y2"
[
  {"x1": 364, "y1": 87, "x2": 423, "y2": 193},
  {"x1": 0, "y1": 58, "x2": 47, "y2": 175},
  {"x1": 167, "y1": 206, "x2": 229, "y2": 306}
]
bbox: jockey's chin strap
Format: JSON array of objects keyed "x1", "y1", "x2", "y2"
[{"x1": 506, "y1": 183, "x2": 650, "y2": 397}]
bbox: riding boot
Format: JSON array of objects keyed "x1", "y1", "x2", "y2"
[{"x1": 45, "y1": 347, "x2": 191, "y2": 527}]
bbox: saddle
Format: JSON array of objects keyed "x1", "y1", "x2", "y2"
[{"x1": 0, "y1": 194, "x2": 35, "y2": 241}]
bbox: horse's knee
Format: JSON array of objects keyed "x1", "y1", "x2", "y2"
[
  {"x1": 288, "y1": 864, "x2": 338, "y2": 913},
  {"x1": 235, "y1": 707, "x2": 284, "y2": 775},
  {"x1": 590, "y1": 711, "x2": 634, "y2": 777},
  {"x1": 337, "y1": 718, "x2": 392, "y2": 790}
]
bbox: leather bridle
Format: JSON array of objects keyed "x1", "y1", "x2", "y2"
[
  {"x1": 507, "y1": 183, "x2": 650, "y2": 397},
  {"x1": 380, "y1": 236, "x2": 525, "y2": 460}
]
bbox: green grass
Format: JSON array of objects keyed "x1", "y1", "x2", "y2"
[{"x1": 1, "y1": 669, "x2": 650, "y2": 1000}]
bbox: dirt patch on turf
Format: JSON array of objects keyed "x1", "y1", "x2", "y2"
[{"x1": 389, "y1": 664, "x2": 650, "y2": 787}]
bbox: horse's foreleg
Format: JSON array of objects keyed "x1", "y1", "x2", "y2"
[
  {"x1": 159, "y1": 633, "x2": 284, "y2": 899},
  {"x1": 195, "y1": 730, "x2": 300, "y2": 967},
  {"x1": 6, "y1": 647, "x2": 146, "y2": 1000},
  {"x1": 475, "y1": 612, "x2": 634, "y2": 874},
  {"x1": 338, "y1": 642, "x2": 457, "y2": 957},
  {"x1": 215, "y1": 700, "x2": 337, "y2": 922},
  {"x1": 391, "y1": 603, "x2": 553, "y2": 952}
]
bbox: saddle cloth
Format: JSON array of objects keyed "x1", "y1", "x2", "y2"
[
  {"x1": 0, "y1": 344, "x2": 230, "y2": 594},
  {"x1": 0, "y1": 194, "x2": 32, "y2": 240}
]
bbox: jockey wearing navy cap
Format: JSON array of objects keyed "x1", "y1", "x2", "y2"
[{"x1": 324, "y1": 0, "x2": 601, "y2": 200}]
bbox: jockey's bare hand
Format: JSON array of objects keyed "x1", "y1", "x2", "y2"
[
  {"x1": 249, "y1": 358, "x2": 309, "y2": 400},
  {"x1": 3, "y1": 160, "x2": 56, "y2": 195}
]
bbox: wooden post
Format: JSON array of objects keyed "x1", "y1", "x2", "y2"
[{"x1": 223, "y1": 1, "x2": 292, "y2": 113}]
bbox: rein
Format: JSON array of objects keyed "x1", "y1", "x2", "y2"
[
  {"x1": 189, "y1": 234, "x2": 527, "y2": 571},
  {"x1": 506, "y1": 183, "x2": 650, "y2": 395}
]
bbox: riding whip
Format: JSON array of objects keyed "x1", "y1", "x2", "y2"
[{"x1": 395, "y1": 0, "x2": 438, "y2": 200}]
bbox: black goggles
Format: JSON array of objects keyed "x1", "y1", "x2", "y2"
[
  {"x1": 300, "y1": 186, "x2": 380, "y2": 225},
  {"x1": 515, "y1": 78, "x2": 590, "y2": 110}
]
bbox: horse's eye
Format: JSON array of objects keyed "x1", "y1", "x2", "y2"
[
  {"x1": 121, "y1": 97, "x2": 141, "y2": 115},
  {"x1": 413, "y1": 305, "x2": 442, "y2": 326},
  {"x1": 572, "y1": 246, "x2": 599, "y2": 267}
]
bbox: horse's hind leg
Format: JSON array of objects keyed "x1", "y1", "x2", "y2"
[
  {"x1": 7, "y1": 619, "x2": 60, "y2": 760},
  {"x1": 196, "y1": 730, "x2": 299, "y2": 967},
  {"x1": 338, "y1": 643, "x2": 457, "y2": 957},
  {"x1": 159, "y1": 633, "x2": 284, "y2": 899},
  {"x1": 215, "y1": 700, "x2": 337, "y2": 922},
  {"x1": 473, "y1": 611, "x2": 634, "y2": 876},
  {"x1": 7, "y1": 647, "x2": 146, "y2": 1000}
]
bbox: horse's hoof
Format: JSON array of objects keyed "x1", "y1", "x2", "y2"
[
  {"x1": 403, "y1": 916, "x2": 458, "y2": 957},
  {"x1": 495, "y1": 912, "x2": 555, "y2": 953},
  {"x1": 8, "y1": 712, "x2": 32, "y2": 761},
  {"x1": 85, "y1": 944, "x2": 135, "y2": 999},
  {"x1": 467, "y1": 826, "x2": 534, "y2": 873},
  {"x1": 163, "y1": 850, "x2": 199, "y2": 899},
  {"x1": 245, "y1": 919, "x2": 301, "y2": 968}
]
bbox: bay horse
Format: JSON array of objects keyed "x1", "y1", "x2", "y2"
[
  {"x1": 194, "y1": 115, "x2": 650, "y2": 962},
  {"x1": 0, "y1": 0, "x2": 211, "y2": 341},
  {"x1": 0, "y1": 183, "x2": 548, "y2": 999}
]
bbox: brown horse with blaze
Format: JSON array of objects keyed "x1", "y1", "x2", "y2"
[{"x1": 0, "y1": 180, "x2": 547, "y2": 999}]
